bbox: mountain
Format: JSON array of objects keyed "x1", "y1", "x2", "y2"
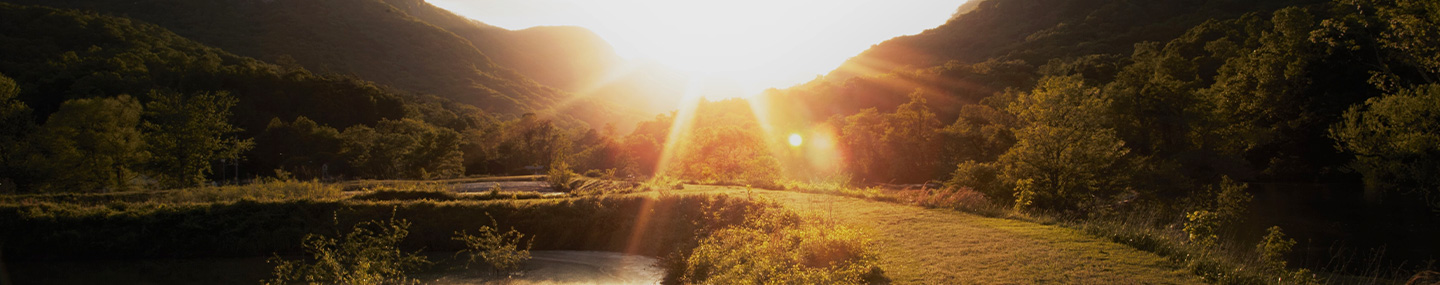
[
  {"x1": 6, "y1": 0, "x2": 641, "y2": 128},
  {"x1": 382, "y1": 0, "x2": 687, "y2": 116},
  {"x1": 829, "y1": 0, "x2": 1318, "y2": 81}
]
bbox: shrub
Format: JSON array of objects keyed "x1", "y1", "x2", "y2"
[
  {"x1": 265, "y1": 217, "x2": 429, "y2": 285},
  {"x1": 1183, "y1": 210, "x2": 1220, "y2": 248},
  {"x1": 546, "y1": 161, "x2": 576, "y2": 192},
  {"x1": 946, "y1": 161, "x2": 1007, "y2": 203},
  {"x1": 1256, "y1": 226, "x2": 1296, "y2": 271},
  {"x1": 682, "y1": 209, "x2": 881, "y2": 284},
  {"x1": 453, "y1": 215, "x2": 533, "y2": 275}
]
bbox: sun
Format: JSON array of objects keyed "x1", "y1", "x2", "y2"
[
  {"x1": 429, "y1": 0, "x2": 969, "y2": 98},
  {"x1": 789, "y1": 133, "x2": 804, "y2": 147}
]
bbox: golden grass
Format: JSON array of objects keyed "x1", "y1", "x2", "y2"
[{"x1": 685, "y1": 185, "x2": 1201, "y2": 284}]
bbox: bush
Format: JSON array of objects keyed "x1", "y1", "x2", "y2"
[
  {"x1": 265, "y1": 217, "x2": 429, "y2": 285},
  {"x1": 682, "y1": 209, "x2": 882, "y2": 284},
  {"x1": 946, "y1": 161, "x2": 1007, "y2": 204},
  {"x1": 1256, "y1": 226, "x2": 1296, "y2": 271},
  {"x1": 1184, "y1": 210, "x2": 1220, "y2": 248},
  {"x1": 547, "y1": 161, "x2": 576, "y2": 192},
  {"x1": 453, "y1": 215, "x2": 533, "y2": 275}
]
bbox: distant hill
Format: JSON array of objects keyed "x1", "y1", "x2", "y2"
[
  {"x1": 383, "y1": 0, "x2": 687, "y2": 116},
  {"x1": 829, "y1": 0, "x2": 1317, "y2": 81},
  {"x1": 7, "y1": 0, "x2": 642, "y2": 128}
]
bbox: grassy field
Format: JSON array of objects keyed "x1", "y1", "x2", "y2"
[{"x1": 686, "y1": 185, "x2": 1202, "y2": 284}]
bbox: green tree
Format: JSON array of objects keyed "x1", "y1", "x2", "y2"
[
  {"x1": 253, "y1": 117, "x2": 345, "y2": 179},
  {"x1": 1197, "y1": 7, "x2": 1323, "y2": 155},
  {"x1": 143, "y1": 90, "x2": 252, "y2": 188},
  {"x1": 1331, "y1": 84, "x2": 1440, "y2": 208},
  {"x1": 340, "y1": 119, "x2": 463, "y2": 179},
  {"x1": 999, "y1": 76, "x2": 1131, "y2": 210},
  {"x1": 837, "y1": 92, "x2": 944, "y2": 184},
  {"x1": 0, "y1": 73, "x2": 31, "y2": 192},
  {"x1": 25, "y1": 95, "x2": 148, "y2": 192}
]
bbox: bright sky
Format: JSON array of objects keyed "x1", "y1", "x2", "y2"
[{"x1": 429, "y1": 0, "x2": 968, "y2": 97}]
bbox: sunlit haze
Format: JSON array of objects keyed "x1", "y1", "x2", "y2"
[{"x1": 428, "y1": 0, "x2": 968, "y2": 97}]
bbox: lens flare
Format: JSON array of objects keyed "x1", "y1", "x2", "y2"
[{"x1": 789, "y1": 133, "x2": 803, "y2": 146}]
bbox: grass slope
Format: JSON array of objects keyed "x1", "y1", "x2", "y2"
[{"x1": 691, "y1": 185, "x2": 1199, "y2": 284}]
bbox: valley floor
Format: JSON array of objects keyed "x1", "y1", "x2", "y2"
[{"x1": 687, "y1": 185, "x2": 1201, "y2": 284}]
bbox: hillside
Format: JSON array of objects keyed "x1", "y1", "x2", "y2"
[
  {"x1": 6, "y1": 0, "x2": 641, "y2": 128},
  {"x1": 383, "y1": 0, "x2": 687, "y2": 116},
  {"x1": 0, "y1": 3, "x2": 411, "y2": 134},
  {"x1": 828, "y1": 0, "x2": 1319, "y2": 81}
]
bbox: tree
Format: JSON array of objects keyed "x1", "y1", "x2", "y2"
[
  {"x1": 143, "y1": 90, "x2": 253, "y2": 188},
  {"x1": 999, "y1": 76, "x2": 1131, "y2": 211},
  {"x1": 340, "y1": 119, "x2": 463, "y2": 179},
  {"x1": 252, "y1": 116, "x2": 345, "y2": 179},
  {"x1": 1331, "y1": 84, "x2": 1440, "y2": 208},
  {"x1": 837, "y1": 92, "x2": 944, "y2": 184},
  {"x1": 24, "y1": 95, "x2": 147, "y2": 192},
  {"x1": 0, "y1": 73, "x2": 31, "y2": 192},
  {"x1": 884, "y1": 92, "x2": 944, "y2": 182}
]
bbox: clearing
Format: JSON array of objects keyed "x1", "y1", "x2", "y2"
[{"x1": 687, "y1": 185, "x2": 1201, "y2": 284}]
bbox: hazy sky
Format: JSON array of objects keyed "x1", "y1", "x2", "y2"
[{"x1": 429, "y1": 0, "x2": 969, "y2": 96}]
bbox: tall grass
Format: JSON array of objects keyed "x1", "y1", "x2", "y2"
[
  {"x1": 681, "y1": 203, "x2": 883, "y2": 284},
  {"x1": 164, "y1": 180, "x2": 342, "y2": 203}
]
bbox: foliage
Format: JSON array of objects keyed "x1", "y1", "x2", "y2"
[
  {"x1": 682, "y1": 207, "x2": 881, "y2": 284},
  {"x1": 142, "y1": 90, "x2": 253, "y2": 188},
  {"x1": 1256, "y1": 226, "x2": 1297, "y2": 271},
  {"x1": 1183, "y1": 210, "x2": 1222, "y2": 248},
  {"x1": 452, "y1": 215, "x2": 533, "y2": 274},
  {"x1": 945, "y1": 160, "x2": 1006, "y2": 204},
  {"x1": 837, "y1": 92, "x2": 944, "y2": 183},
  {"x1": 1331, "y1": 84, "x2": 1440, "y2": 208},
  {"x1": 547, "y1": 160, "x2": 576, "y2": 192},
  {"x1": 265, "y1": 217, "x2": 429, "y2": 285},
  {"x1": 20, "y1": 95, "x2": 148, "y2": 192},
  {"x1": 340, "y1": 119, "x2": 464, "y2": 180},
  {"x1": 999, "y1": 76, "x2": 1131, "y2": 211}
]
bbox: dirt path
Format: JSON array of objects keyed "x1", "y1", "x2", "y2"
[{"x1": 690, "y1": 186, "x2": 1201, "y2": 284}]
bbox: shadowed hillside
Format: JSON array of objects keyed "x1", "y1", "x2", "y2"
[
  {"x1": 829, "y1": 0, "x2": 1319, "y2": 81},
  {"x1": 7, "y1": 0, "x2": 642, "y2": 128},
  {"x1": 383, "y1": 0, "x2": 688, "y2": 117}
]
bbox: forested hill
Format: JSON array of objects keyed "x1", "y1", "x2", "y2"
[
  {"x1": 828, "y1": 0, "x2": 1320, "y2": 80},
  {"x1": 382, "y1": 0, "x2": 689, "y2": 116},
  {"x1": 4, "y1": 0, "x2": 640, "y2": 128},
  {"x1": 0, "y1": 3, "x2": 501, "y2": 190}
]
